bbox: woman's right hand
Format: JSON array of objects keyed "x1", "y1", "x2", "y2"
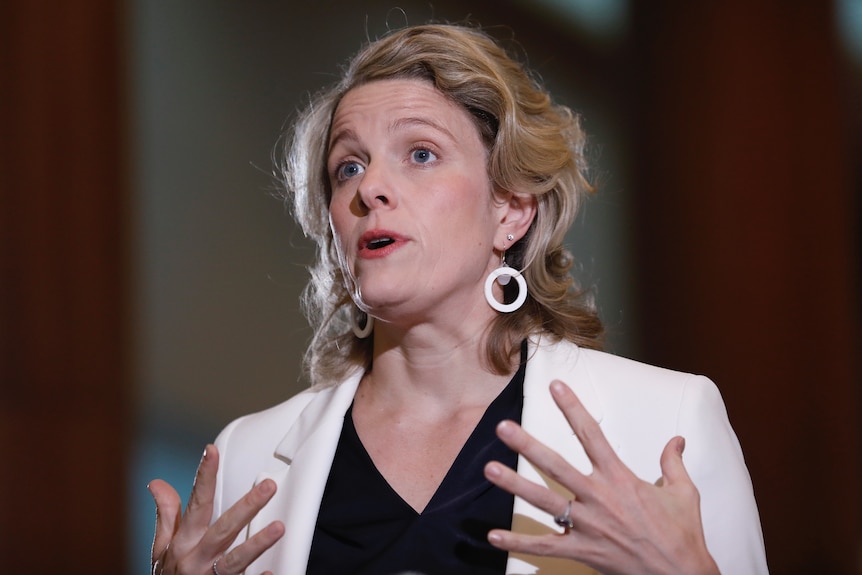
[{"x1": 148, "y1": 444, "x2": 285, "y2": 575}]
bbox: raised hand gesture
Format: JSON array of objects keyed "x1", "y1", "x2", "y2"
[
  {"x1": 484, "y1": 381, "x2": 720, "y2": 575},
  {"x1": 149, "y1": 445, "x2": 285, "y2": 575}
]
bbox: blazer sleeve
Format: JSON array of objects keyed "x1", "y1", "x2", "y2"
[{"x1": 677, "y1": 375, "x2": 769, "y2": 574}]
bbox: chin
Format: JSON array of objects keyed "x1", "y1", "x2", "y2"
[{"x1": 353, "y1": 278, "x2": 412, "y2": 307}]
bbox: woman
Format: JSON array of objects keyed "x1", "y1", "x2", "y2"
[{"x1": 149, "y1": 24, "x2": 768, "y2": 575}]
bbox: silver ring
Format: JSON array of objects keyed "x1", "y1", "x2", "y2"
[
  {"x1": 212, "y1": 556, "x2": 224, "y2": 575},
  {"x1": 553, "y1": 499, "x2": 575, "y2": 530}
]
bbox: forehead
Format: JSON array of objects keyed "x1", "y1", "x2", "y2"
[{"x1": 329, "y1": 79, "x2": 478, "y2": 144}]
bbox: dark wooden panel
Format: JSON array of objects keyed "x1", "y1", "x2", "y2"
[
  {"x1": 630, "y1": 1, "x2": 860, "y2": 572},
  {"x1": 0, "y1": 1, "x2": 129, "y2": 571}
]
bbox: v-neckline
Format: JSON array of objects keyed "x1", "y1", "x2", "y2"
[{"x1": 344, "y1": 355, "x2": 527, "y2": 515}]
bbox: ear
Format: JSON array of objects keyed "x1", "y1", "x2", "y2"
[{"x1": 494, "y1": 190, "x2": 537, "y2": 250}]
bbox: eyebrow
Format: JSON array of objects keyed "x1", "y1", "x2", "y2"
[
  {"x1": 389, "y1": 116, "x2": 456, "y2": 141},
  {"x1": 328, "y1": 114, "x2": 457, "y2": 154},
  {"x1": 328, "y1": 127, "x2": 359, "y2": 154}
]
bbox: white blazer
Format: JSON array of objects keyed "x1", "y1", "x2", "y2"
[{"x1": 213, "y1": 337, "x2": 768, "y2": 574}]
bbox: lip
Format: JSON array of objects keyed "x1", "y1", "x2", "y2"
[{"x1": 357, "y1": 229, "x2": 409, "y2": 259}]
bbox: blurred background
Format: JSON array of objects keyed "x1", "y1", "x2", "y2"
[{"x1": 2, "y1": 1, "x2": 859, "y2": 573}]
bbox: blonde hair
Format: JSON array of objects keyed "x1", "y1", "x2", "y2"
[{"x1": 282, "y1": 23, "x2": 604, "y2": 387}]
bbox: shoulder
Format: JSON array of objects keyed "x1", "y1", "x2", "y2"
[
  {"x1": 530, "y1": 336, "x2": 714, "y2": 400},
  {"x1": 578, "y1": 346, "x2": 722, "y2": 412},
  {"x1": 526, "y1": 337, "x2": 730, "y2": 472}
]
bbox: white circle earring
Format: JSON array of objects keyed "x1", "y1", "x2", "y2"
[
  {"x1": 484, "y1": 262, "x2": 527, "y2": 313},
  {"x1": 350, "y1": 310, "x2": 374, "y2": 338}
]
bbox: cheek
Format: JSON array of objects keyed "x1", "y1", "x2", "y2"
[
  {"x1": 328, "y1": 215, "x2": 356, "y2": 282},
  {"x1": 328, "y1": 209, "x2": 351, "y2": 257},
  {"x1": 328, "y1": 193, "x2": 351, "y2": 234}
]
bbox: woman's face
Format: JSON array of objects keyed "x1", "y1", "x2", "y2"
[{"x1": 327, "y1": 79, "x2": 509, "y2": 326}]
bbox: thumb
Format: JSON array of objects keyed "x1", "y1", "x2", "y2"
[
  {"x1": 658, "y1": 436, "x2": 692, "y2": 487},
  {"x1": 148, "y1": 479, "x2": 182, "y2": 564}
]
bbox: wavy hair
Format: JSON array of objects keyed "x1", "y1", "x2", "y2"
[{"x1": 282, "y1": 23, "x2": 604, "y2": 387}]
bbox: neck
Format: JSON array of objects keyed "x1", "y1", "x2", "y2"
[{"x1": 359, "y1": 321, "x2": 516, "y2": 415}]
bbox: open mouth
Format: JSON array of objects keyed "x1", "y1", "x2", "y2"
[
  {"x1": 358, "y1": 230, "x2": 405, "y2": 257},
  {"x1": 367, "y1": 237, "x2": 395, "y2": 250}
]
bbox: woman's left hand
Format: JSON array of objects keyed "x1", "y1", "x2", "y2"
[{"x1": 484, "y1": 380, "x2": 720, "y2": 575}]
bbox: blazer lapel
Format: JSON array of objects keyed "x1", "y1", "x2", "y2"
[
  {"x1": 246, "y1": 373, "x2": 362, "y2": 575},
  {"x1": 242, "y1": 339, "x2": 604, "y2": 574},
  {"x1": 506, "y1": 337, "x2": 603, "y2": 575}
]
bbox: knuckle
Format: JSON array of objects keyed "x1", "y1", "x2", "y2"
[
  {"x1": 175, "y1": 555, "x2": 195, "y2": 575},
  {"x1": 531, "y1": 537, "x2": 559, "y2": 556},
  {"x1": 218, "y1": 553, "x2": 238, "y2": 573},
  {"x1": 210, "y1": 517, "x2": 236, "y2": 542},
  {"x1": 544, "y1": 464, "x2": 573, "y2": 487},
  {"x1": 687, "y1": 483, "x2": 702, "y2": 503},
  {"x1": 578, "y1": 420, "x2": 603, "y2": 443}
]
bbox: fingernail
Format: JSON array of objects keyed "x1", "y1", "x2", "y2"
[
  {"x1": 485, "y1": 462, "x2": 501, "y2": 478},
  {"x1": 258, "y1": 480, "x2": 275, "y2": 496},
  {"x1": 677, "y1": 437, "x2": 686, "y2": 455},
  {"x1": 266, "y1": 521, "x2": 285, "y2": 537},
  {"x1": 488, "y1": 532, "x2": 502, "y2": 544},
  {"x1": 550, "y1": 380, "x2": 565, "y2": 395},
  {"x1": 496, "y1": 420, "x2": 515, "y2": 437}
]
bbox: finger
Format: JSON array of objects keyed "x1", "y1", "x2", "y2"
[
  {"x1": 148, "y1": 479, "x2": 182, "y2": 564},
  {"x1": 484, "y1": 461, "x2": 571, "y2": 519},
  {"x1": 183, "y1": 444, "x2": 220, "y2": 531},
  {"x1": 196, "y1": 478, "x2": 280, "y2": 559},
  {"x1": 162, "y1": 444, "x2": 220, "y2": 559},
  {"x1": 658, "y1": 436, "x2": 693, "y2": 487},
  {"x1": 494, "y1": 419, "x2": 589, "y2": 495},
  {"x1": 550, "y1": 381, "x2": 619, "y2": 471},
  {"x1": 214, "y1": 520, "x2": 285, "y2": 575},
  {"x1": 487, "y1": 529, "x2": 570, "y2": 558}
]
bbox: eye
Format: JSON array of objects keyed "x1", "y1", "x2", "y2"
[
  {"x1": 410, "y1": 148, "x2": 437, "y2": 164},
  {"x1": 334, "y1": 161, "x2": 365, "y2": 182}
]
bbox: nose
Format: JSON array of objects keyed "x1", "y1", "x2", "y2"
[{"x1": 356, "y1": 160, "x2": 396, "y2": 212}]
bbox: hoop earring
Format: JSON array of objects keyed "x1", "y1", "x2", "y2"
[
  {"x1": 484, "y1": 258, "x2": 528, "y2": 313},
  {"x1": 351, "y1": 310, "x2": 374, "y2": 338}
]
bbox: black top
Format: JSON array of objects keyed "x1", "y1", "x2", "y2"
[{"x1": 306, "y1": 351, "x2": 526, "y2": 575}]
